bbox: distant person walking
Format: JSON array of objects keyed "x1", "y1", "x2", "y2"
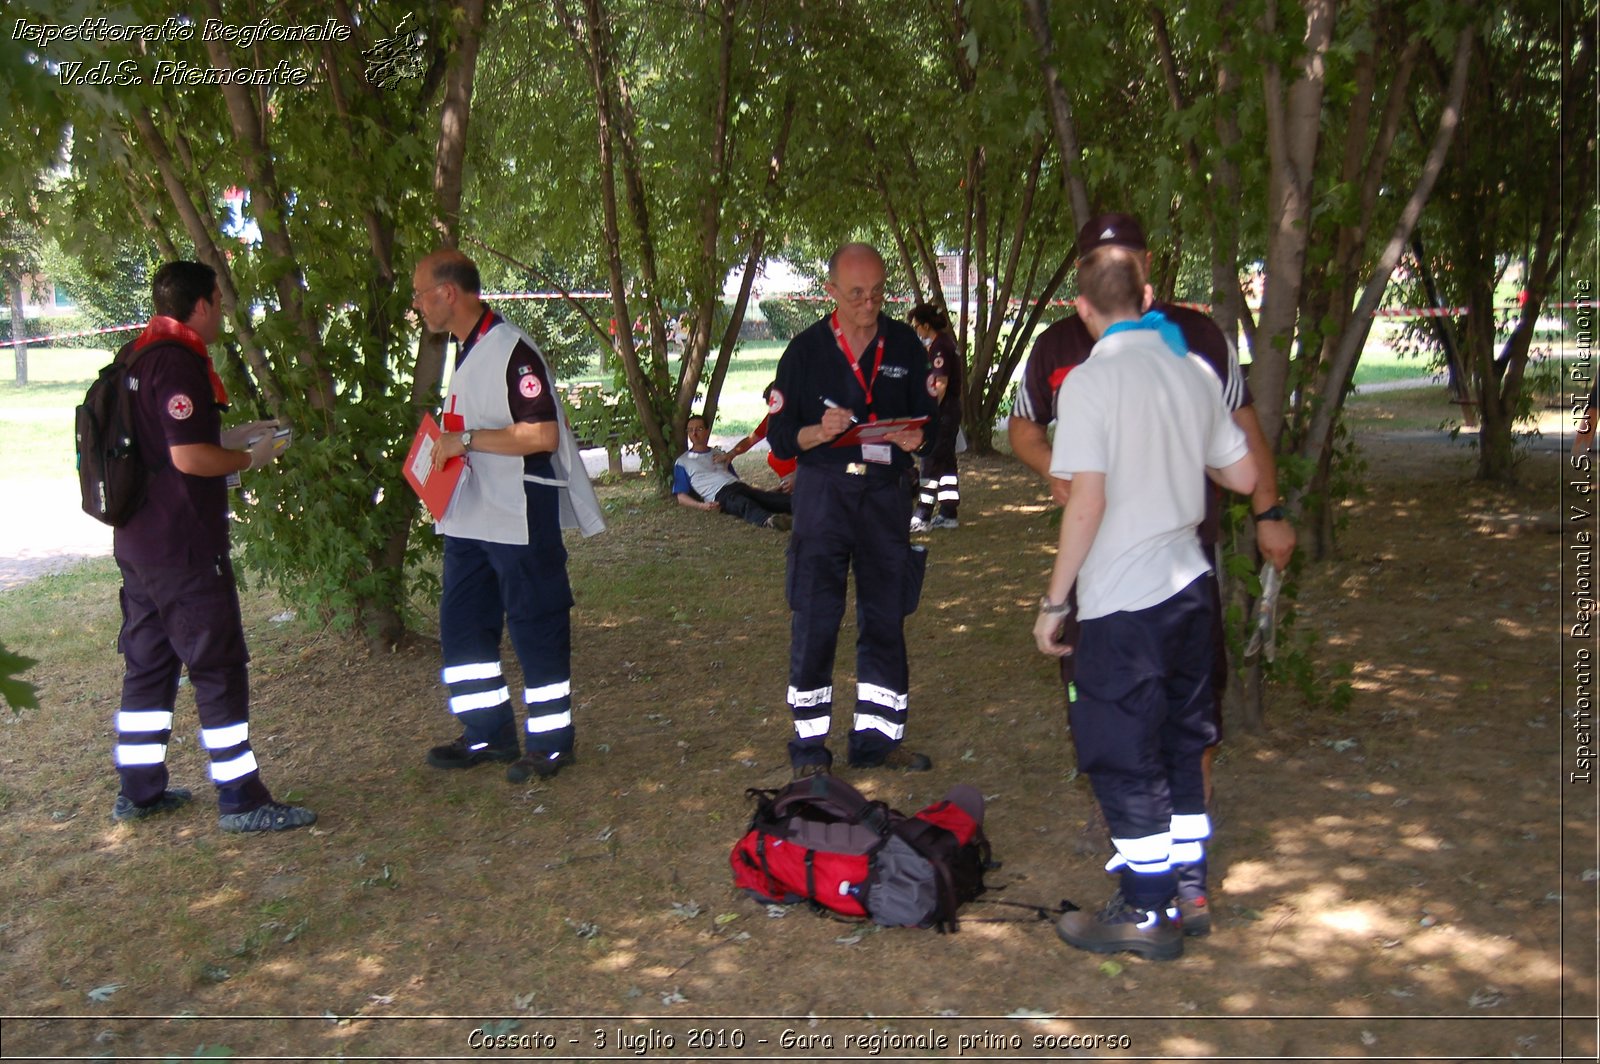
[{"x1": 907, "y1": 302, "x2": 963, "y2": 531}]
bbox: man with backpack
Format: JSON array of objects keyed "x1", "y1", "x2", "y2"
[{"x1": 105, "y1": 260, "x2": 315, "y2": 832}]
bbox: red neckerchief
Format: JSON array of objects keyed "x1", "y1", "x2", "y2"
[
  {"x1": 829, "y1": 312, "x2": 886, "y2": 422},
  {"x1": 135, "y1": 315, "x2": 229, "y2": 406}
]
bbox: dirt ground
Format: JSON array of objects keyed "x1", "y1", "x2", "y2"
[{"x1": 0, "y1": 405, "x2": 1594, "y2": 1062}]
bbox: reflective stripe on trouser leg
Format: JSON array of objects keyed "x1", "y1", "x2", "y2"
[
  {"x1": 116, "y1": 555, "x2": 269, "y2": 812},
  {"x1": 491, "y1": 485, "x2": 576, "y2": 756},
  {"x1": 844, "y1": 478, "x2": 912, "y2": 765},
  {"x1": 115, "y1": 708, "x2": 174, "y2": 778},
  {"x1": 937, "y1": 474, "x2": 960, "y2": 517},
  {"x1": 202, "y1": 721, "x2": 259, "y2": 785},
  {"x1": 1108, "y1": 831, "x2": 1176, "y2": 911},
  {"x1": 785, "y1": 470, "x2": 852, "y2": 767},
  {"x1": 440, "y1": 534, "x2": 518, "y2": 750}
]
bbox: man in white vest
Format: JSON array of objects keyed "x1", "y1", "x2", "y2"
[{"x1": 411, "y1": 250, "x2": 605, "y2": 784}]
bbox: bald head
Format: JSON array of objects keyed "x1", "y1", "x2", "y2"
[
  {"x1": 827, "y1": 242, "x2": 885, "y2": 280},
  {"x1": 411, "y1": 249, "x2": 485, "y2": 342}
]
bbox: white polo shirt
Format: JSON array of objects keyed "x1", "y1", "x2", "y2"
[{"x1": 1050, "y1": 327, "x2": 1248, "y2": 619}]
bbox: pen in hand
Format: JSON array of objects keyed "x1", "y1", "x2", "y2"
[{"x1": 821, "y1": 397, "x2": 859, "y2": 424}]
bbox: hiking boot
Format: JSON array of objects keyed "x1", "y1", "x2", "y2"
[
  {"x1": 507, "y1": 750, "x2": 576, "y2": 783},
  {"x1": 111, "y1": 787, "x2": 193, "y2": 823},
  {"x1": 847, "y1": 746, "x2": 932, "y2": 772},
  {"x1": 218, "y1": 801, "x2": 317, "y2": 834},
  {"x1": 1055, "y1": 891, "x2": 1183, "y2": 961},
  {"x1": 929, "y1": 514, "x2": 960, "y2": 529},
  {"x1": 909, "y1": 515, "x2": 930, "y2": 533},
  {"x1": 766, "y1": 514, "x2": 793, "y2": 531},
  {"x1": 426, "y1": 735, "x2": 519, "y2": 770},
  {"x1": 1176, "y1": 892, "x2": 1211, "y2": 937}
]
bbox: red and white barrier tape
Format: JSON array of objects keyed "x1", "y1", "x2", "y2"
[{"x1": 7, "y1": 322, "x2": 144, "y2": 346}]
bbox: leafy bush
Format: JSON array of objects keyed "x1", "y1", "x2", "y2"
[{"x1": 757, "y1": 297, "x2": 823, "y2": 342}]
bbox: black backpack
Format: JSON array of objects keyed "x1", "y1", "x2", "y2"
[{"x1": 75, "y1": 341, "x2": 151, "y2": 527}]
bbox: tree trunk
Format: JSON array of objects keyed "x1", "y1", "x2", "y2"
[{"x1": 7, "y1": 274, "x2": 25, "y2": 386}]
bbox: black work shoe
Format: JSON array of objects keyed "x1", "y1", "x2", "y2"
[
  {"x1": 507, "y1": 750, "x2": 576, "y2": 783},
  {"x1": 111, "y1": 787, "x2": 193, "y2": 823},
  {"x1": 1176, "y1": 892, "x2": 1211, "y2": 937},
  {"x1": 847, "y1": 747, "x2": 932, "y2": 772},
  {"x1": 1055, "y1": 891, "x2": 1183, "y2": 961},
  {"x1": 218, "y1": 801, "x2": 317, "y2": 833},
  {"x1": 426, "y1": 736, "x2": 520, "y2": 770}
]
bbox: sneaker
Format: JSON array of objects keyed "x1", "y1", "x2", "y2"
[
  {"x1": 1176, "y1": 892, "x2": 1211, "y2": 937},
  {"x1": 110, "y1": 787, "x2": 193, "y2": 823},
  {"x1": 1055, "y1": 891, "x2": 1183, "y2": 961},
  {"x1": 909, "y1": 516, "x2": 931, "y2": 533},
  {"x1": 766, "y1": 514, "x2": 793, "y2": 531},
  {"x1": 507, "y1": 750, "x2": 576, "y2": 783},
  {"x1": 929, "y1": 514, "x2": 960, "y2": 529},
  {"x1": 426, "y1": 736, "x2": 520, "y2": 770},
  {"x1": 847, "y1": 746, "x2": 932, "y2": 772},
  {"x1": 218, "y1": 801, "x2": 317, "y2": 833}
]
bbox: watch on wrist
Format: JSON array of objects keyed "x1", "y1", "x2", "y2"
[
  {"x1": 1039, "y1": 596, "x2": 1073, "y2": 616},
  {"x1": 1254, "y1": 504, "x2": 1285, "y2": 523},
  {"x1": 460, "y1": 431, "x2": 473, "y2": 452}
]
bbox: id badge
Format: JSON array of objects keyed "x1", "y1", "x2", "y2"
[{"x1": 862, "y1": 443, "x2": 892, "y2": 465}]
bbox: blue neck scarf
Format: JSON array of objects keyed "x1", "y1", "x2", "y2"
[{"x1": 1101, "y1": 310, "x2": 1187, "y2": 357}]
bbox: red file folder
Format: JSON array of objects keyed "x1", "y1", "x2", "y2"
[
  {"x1": 830, "y1": 415, "x2": 929, "y2": 447},
  {"x1": 402, "y1": 412, "x2": 464, "y2": 520}
]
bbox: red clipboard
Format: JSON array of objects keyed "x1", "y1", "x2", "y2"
[
  {"x1": 402, "y1": 412, "x2": 465, "y2": 520},
  {"x1": 830, "y1": 415, "x2": 929, "y2": 447}
]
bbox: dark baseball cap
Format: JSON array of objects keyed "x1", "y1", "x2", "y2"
[{"x1": 1076, "y1": 212, "x2": 1148, "y2": 256}]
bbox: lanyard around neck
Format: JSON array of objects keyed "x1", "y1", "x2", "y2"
[{"x1": 830, "y1": 312, "x2": 886, "y2": 418}]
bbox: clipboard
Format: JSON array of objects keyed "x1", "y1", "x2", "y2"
[
  {"x1": 830, "y1": 415, "x2": 929, "y2": 448},
  {"x1": 403, "y1": 412, "x2": 465, "y2": 520}
]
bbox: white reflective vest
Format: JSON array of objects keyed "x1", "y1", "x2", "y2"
[{"x1": 436, "y1": 320, "x2": 606, "y2": 544}]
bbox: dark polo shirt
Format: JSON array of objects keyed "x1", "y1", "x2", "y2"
[{"x1": 112, "y1": 342, "x2": 230, "y2": 566}]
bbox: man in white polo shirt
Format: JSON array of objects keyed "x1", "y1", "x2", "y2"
[{"x1": 1035, "y1": 243, "x2": 1256, "y2": 961}]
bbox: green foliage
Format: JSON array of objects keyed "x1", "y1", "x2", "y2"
[
  {"x1": 756, "y1": 298, "x2": 820, "y2": 342},
  {"x1": 0, "y1": 641, "x2": 40, "y2": 713}
]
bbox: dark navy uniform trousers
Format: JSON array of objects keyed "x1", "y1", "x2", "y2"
[
  {"x1": 115, "y1": 554, "x2": 272, "y2": 813},
  {"x1": 785, "y1": 464, "x2": 914, "y2": 767},
  {"x1": 440, "y1": 480, "x2": 575, "y2": 756},
  {"x1": 1070, "y1": 575, "x2": 1218, "y2": 910}
]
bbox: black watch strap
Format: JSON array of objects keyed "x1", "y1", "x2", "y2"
[{"x1": 1254, "y1": 504, "x2": 1286, "y2": 522}]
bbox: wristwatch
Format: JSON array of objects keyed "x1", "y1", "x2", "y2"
[
  {"x1": 1254, "y1": 504, "x2": 1286, "y2": 522},
  {"x1": 460, "y1": 431, "x2": 473, "y2": 452},
  {"x1": 1039, "y1": 597, "x2": 1073, "y2": 616}
]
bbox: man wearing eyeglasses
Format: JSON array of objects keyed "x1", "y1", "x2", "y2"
[
  {"x1": 410, "y1": 249, "x2": 604, "y2": 786},
  {"x1": 766, "y1": 243, "x2": 941, "y2": 778}
]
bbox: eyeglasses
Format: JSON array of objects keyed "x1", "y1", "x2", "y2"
[
  {"x1": 412, "y1": 281, "x2": 451, "y2": 302},
  {"x1": 829, "y1": 284, "x2": 886, "y2": 305}
]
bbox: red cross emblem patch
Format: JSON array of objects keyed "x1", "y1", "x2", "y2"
[
  {"x1": 519, "y1": 374, "x2": 542, "y2": 399},
  {"x1": 166, "y1": 394, "x2": 194, "y2": 420},
  {"x1": 767, "y1": 388, "x2": 784, "y2": 414}
]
